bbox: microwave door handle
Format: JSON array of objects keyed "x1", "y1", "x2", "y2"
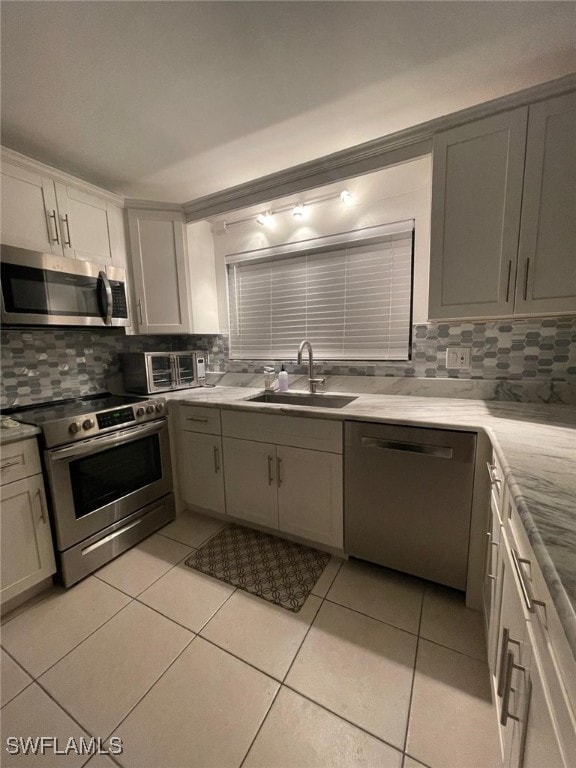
[
  {"x1": 98, "y1": 271, "x2": 113, "y2": 325},
  {"x1": 170, "y1": 355, "x2": 179, "y2": 389}
]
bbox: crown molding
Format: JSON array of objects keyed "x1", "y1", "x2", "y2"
[
  {"x1": 0, "y1": 146, "x2": 125, "y2": 206},
  {"x1": 183, "y1": 73, "x2": 576, "y2": 222},
  {"x1": 123, "y1": 198, "x2": 184, "y2": 212}
]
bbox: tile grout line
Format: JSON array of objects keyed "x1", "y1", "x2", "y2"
[
  {"x1": 4, "y1": 592, "x2": 134, "y2": 683},
  {"x1": 237, "y1": 685, "x2": 282, "y2": 768},
  {"x1": 401, "y1": 585, "x2": 426, "y2": 757}
]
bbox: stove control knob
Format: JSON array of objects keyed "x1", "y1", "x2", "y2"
[
  {"x1": 155, "y1": 403, "x2": 164, "y2": 413},
  {"x1": 146, "y1": 405, "x2": 155, "y2": 414},
  {"x1": 69, "y1": 422, "x2": 81, "y2": 435},
  {"x1": 82, "y1": 418, "x2": 95, "y2": 430},
  {"x1": 136, "y1": 407, "x2": 145, "y2": 417}
]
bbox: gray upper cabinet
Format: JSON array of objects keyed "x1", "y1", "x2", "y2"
[
  {"x1": 429, "y1": 93, "x2": 576, "y2": 320},
  {"x1": 514, "y1": 92, "x2": 576, "y2": 316}
]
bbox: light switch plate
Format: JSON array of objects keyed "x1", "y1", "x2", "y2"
[{"x1": 446, "y1": 347, "x2": 471, "y2": 369}]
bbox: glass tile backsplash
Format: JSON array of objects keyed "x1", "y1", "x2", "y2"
[{"x1": 1, "y1": 317, "x2": 574, "y2": 408}]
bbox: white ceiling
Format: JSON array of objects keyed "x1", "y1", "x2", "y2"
[{"x1": 1, "y1": 1, "x2": 575, "y2": 204}]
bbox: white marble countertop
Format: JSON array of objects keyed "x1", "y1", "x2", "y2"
[
  {"x1": 0, "y1": 422, "x2": 41, "y2": 446},
  {"x1": 171, "y1": 384, "x2": 576, "y2": 658}
]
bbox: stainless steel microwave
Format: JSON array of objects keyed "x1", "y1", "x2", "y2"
[
  {"x1": 0, "y1": 246, "x2": 129, "y2": 327},
  {"x1": 122, "y1": 351, "x2": 206, "y2": 394}
]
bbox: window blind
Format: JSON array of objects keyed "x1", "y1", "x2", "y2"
[{"x1": 227, "y1": 228, "x2": 413, "y2": 361}]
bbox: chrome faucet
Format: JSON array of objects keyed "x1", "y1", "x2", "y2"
[{"x1": 297, "y1": 340, "x2": 325, "y2": 394}]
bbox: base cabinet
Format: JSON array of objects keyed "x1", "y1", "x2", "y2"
[
  {"x1": 222, "y1": 437, "x2": 278, "y2": 528},
  {"x1": 0, "y1": 446, "x2": 56, "y2": 605},
  {"x1": 178, "y1": 431, "x2": 225, "y2": 516},
  {"x1": 277, "y1": 445, "x2": 342, "y2": 548},
  {"x1": 485, "y1": 479, "x2": 576, "y2": 768}
]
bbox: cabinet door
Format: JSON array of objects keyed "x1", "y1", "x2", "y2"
[
  {"x1": 0, "y1": 475, "x2": 56, "y2": 604},
  {"x1": 520, "y1": 635, "x2": 570, "y2": 768},
  {"x1": 277, "y1": 446, "x2": 342, "y2": 548},
  {"x1": 429, "y1": 108, "x2": 527, "y2": 320},
  {"x1": 222, "y1": 437, "x2": 278, "y2": 528},
  {"x1": 55, "y1": 183, "x2": 113, "y2": 264},
  {"x1": 494, "y1": 540, "x2": 530, "y2": 768},
  {"x1": 178, "y1": 432, "x2": 225, "y2": 516},
  {"x1": 127, "y1": 209, "x2": 191, "y2": 334},
  {"x1": 514, "y1": 93, "x2": 576, "y2": 316},
  {"x1": 0, "y1": 163, "x2": 61, "y2": 254}
]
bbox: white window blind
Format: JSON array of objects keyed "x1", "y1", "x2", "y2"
[{"x1": 227, "y1": 226, "x2": 413, "y2": 361}]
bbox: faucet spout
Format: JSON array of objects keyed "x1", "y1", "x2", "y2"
[{"x1": 297, "y1": 339, "x2": 325, "y2": 394}]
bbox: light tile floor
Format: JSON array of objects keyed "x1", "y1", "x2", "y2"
[{"x1": 0, "y1": 511, "x2": 501, "y2": 768}]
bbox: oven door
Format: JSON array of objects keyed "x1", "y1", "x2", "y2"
[{"x1": 45, "y1": 420, "x2": 172, "y2": 551}]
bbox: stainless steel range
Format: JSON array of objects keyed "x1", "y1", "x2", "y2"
[{"x1": 13, "y1": 394, "x2": 174, "y2": 587}]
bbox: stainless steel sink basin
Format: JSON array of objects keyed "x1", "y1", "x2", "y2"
[{"x1": 247, "y1": 392, "x2": 357, "y2": 408}]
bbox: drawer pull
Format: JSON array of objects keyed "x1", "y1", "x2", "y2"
[
  {"x1": 267, "y1": 455, "x2": 274, "y2": 486},
  {"x1": 1, "y1": 456, "x2": 23, "y2": 470},
  {"x1": 36, "y1": 488, "x2": 47, "y2": 524},
  {"x1": 186, "y1": 416, "x2": 209, "y2": 423},
  {"x1": 486, "y1": 462, "x2": 502, "y2": 488},
  {"x1": 213, "y1": 446, "x2": 220, "y2": 474},
  {"x1": 500, "y1": 651, "x2": 524, "y2": 727},
  {"x1": 511, "y1": 549, "x2": 546, "y2": 614}
]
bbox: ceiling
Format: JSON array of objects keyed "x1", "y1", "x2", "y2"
[{"x1": 1, "y1": 1, "x2": 575, "y2": 204}]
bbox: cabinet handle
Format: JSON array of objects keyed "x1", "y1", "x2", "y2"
[
  {"x1": 36, "y1": 488, "x2": 47, "y2": 524},
  {"x1": 62, "y1": 213, "x2": 72, "y2": 246},
  {"x1": 267, "y1": 455, "x2": 274, "y2": 486},
  {"x1": 511, "y1": 549, "x2": 546, "y2": 614},
  {"x1": 276, "y1": 456, "x2": 283, "y2": 487},
  {"x1": 486, "y1": 533, "x2": 498, "y2": 581},
  {"x1": 213, "y1": 446, "x2": 220, "y2": 473},
  {"x1": 500, "y1": 651, "x2": 524, "y2": 727},
  {"x1": 505, "y1": 260, "x2": 512, "y2": 303},
  {"x1": 137, "y1": 299, "x2": 143, "y2": 326},
  {"x1": 48, "y1": 210, "x2": 60, "y2": 243},
  {"x1": 523, "y1": 258, "x2": 530, "y2": 301},
  {"x1": 187, "y1": 416, "x2": 208, "y2": 423},
  {"x1": 486, "y1": 462, "x2": 502, "y2": 488},
  {"x1": 0, "y1": 456, "x2": 23, "y2": 470}
]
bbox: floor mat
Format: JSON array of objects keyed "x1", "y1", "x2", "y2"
[{"x1": 185, "y1": 523, "x2": 330, "y2": 612}]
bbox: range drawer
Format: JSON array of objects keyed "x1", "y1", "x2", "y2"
[
  {"x1": 178, "y1": 405, "x2": 221, "y2": 435},
  {"x1": 222, "y1": 410, "x2": 342, "y2": 453},
  {"x1": 0, "y1": 439, "x2": 41, "y2": 486}
]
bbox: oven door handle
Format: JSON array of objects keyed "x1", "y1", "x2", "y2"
[{"x1": 48, "y1": 421, "x2": 165, "y2": 461}]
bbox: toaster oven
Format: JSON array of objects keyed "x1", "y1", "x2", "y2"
[{"x1": 122, "y1": 352, "x2": 205, "y2": 394}]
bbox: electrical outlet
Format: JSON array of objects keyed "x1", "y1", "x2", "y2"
[{"x1": 446, "y1": 347, "x2": 471, "y2": 369}]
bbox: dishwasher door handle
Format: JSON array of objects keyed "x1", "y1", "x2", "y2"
[{"x1": 360, "y1": 437, "x2": 453, "y2": 459}]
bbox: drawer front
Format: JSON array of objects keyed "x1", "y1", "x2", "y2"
[
  {"x1": 179, "y1": 405, "x2": 221, "y2": 435},
  {"x1": 0, "y1": 439, "x2": 41, "y2": 485},
  {"x1": 221, "y1": 410, "x2": 342, "y2": 453},
  {"x1": 505, "y1": 494, "x2": 576, "y2": 716}
]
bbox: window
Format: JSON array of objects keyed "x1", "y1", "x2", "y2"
[{"x1": 227, "y1": 222, "x2": 413, "y2": 361}]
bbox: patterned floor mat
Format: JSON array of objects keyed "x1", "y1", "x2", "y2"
[{"x1": 185, "y1": 523, "x2": 330, "y2": 612}]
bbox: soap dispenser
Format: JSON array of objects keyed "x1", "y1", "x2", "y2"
[{"x1": 278, "y1": 365, "x2": 289, "y2": 392}]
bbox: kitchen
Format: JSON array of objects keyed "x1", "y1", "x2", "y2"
[{"x1": 1, "y1": 2, "x2": 575, "y2": 768}]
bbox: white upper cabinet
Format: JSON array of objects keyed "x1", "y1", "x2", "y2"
[
  {"x1": 514, "y1": 92, "x2": 576, "y2": 316},
  {"x1": 127, "y1": 209, "x2": 220, "y2": 335},
  {"x1": 429, "y1": 92, "x2": 576, "y2": 320},
  {"x1": 429, "y1": 108, "x2": 528, "y2": 320},
  {"x1": 0, "y1": 151, "x2": 124, "y2": 268}
]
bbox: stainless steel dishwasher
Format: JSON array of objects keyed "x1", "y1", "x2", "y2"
[{"x1": 344, "y1": 421, "x2": 476, "y2": 590}]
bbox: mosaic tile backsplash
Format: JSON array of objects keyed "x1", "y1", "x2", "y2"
[{"x1": 1, "y1": 317, "x2": 574, "y2": 408}]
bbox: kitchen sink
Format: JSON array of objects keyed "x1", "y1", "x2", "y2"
[{"x1": 246, "y1": 392, "x2": 358, "y2": 408}]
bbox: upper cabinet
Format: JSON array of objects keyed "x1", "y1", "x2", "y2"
[
  {"x1": 127, "y1": 209, "x2": 220, "y2": 335},
  {"x1": 0, "y1": 153, "x2": 124, "y2": 267},
  {"x1": 429, "y1": 92, "x2": 576, "y2": 320}
]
